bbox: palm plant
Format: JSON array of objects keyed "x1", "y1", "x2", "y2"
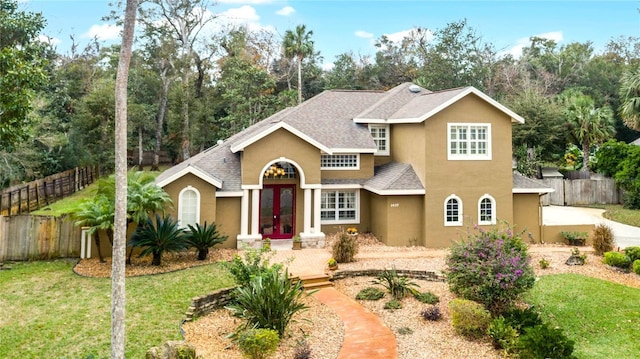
[
  {"x1": 73, "y1": 194, "x2": 115, "y2": 262},
  {"x1": 184, "y1": 221, "x2": 228, "y2": 260},
  {"x1": 562, "y1": 91, "x2": 615, "y2": 173},
  {"x1": 619, "y1": 68, "x2": 640, "y2": 131},
  {"x1": 129, "y1": 214, "x2": 187, "y2": 266},
  {"x1": 283, "y1": 24, "x2": 314, "y2": 104}
]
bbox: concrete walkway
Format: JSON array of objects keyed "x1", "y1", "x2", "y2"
[{"x1": 543, "y1": 205, "x2": 640, "y2": 248}]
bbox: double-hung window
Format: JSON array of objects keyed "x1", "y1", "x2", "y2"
[
  {"x1": 369, "y1": 124, "x2": 390, "y2": 156},
  {"x1": 448, "y1": 123, "x2": 491, "y2": 160},
  {"x1": 321, "y1": 190, "x2": 359, "y2": 223}
]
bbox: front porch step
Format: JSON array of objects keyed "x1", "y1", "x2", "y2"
[{"x1": 298, "y1": 273, "x2": 333, "y2": 290}]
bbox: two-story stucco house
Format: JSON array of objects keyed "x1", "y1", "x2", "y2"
[{"x1": 155, "y1": 82, "x2": 550, "y2": 249}]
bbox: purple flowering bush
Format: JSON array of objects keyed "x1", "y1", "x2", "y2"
[{"x1": 445, "y1": 226, "x2": 536, "y2": 314}]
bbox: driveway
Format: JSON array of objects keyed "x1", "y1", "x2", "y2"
[{"x1": 543, "y1": 205, "x2": 640, "y2": 248}]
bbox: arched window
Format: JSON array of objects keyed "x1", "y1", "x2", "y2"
[
  {"x1": 478, "y1": 194, "x2": 496, "y2": 225},
  {"x1": 178, "y1": 186, "x2": 200, "y2": 228},
  {"x1": 444, "y1": 195, "x2": 463, "y2": 226}
]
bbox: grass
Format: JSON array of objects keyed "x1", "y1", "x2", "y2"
[
  {"x1": 597, "y1": 204, "x2": 640, "y2": 228},
  {"x1": 31, "y1": 168, "x2": 167, "y2": 217},
  {"x1": 525, "y1": 274, "x2": 640, "y2": 359},
  {"x1": 0, "y1": 259, "x2": 234, "y2": 358}
]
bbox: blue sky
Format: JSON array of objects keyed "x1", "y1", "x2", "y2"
[{"x1": 24, "y1": 0, "x2": 640, "y2": 68}]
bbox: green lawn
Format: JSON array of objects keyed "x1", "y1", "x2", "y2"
[
  {"x1": 599, "y1": 204, "x2": 640, "y2": 227},
  {"x1": 0, "y1": 259, "x2": 233, "y2": 358},
  {"x1": 525, "y1": 274, "x2": 640, "y2": 359}
]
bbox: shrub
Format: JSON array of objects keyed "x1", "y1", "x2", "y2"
[
  {"x1": 603, "y1": 251, "x2": 632, "y2": 269},
  {"x1": 560, "y1": 231, "x2": 588, "y2": 246},
  {"x1": 227, "y1": 268, "x2": 309, "y2": 336},
  {"x1": 384, "y1": 299, "x2": 403, "y2": 310},
  {"x1": 566, "y1": 247, "x2": 587, "y2": 265},
  {"x1": 129, "y1": 214, "x2": 187, "y2": 266},
  {"x1": 633, "y1": 259, "x2": 640, "y2": 275},
  {"x1": 373, "y1": 268, "x2": 419, "y2": 300},
  {"x1": 293, "y1": 340, "x2": 311, "y2": 359},
  {"x1": 449, "y1": 298, "x2": 492, "y2": 339},
  {"x1": 397, "y1": 327, "x2": 413, "y2": 335},
  {"x1": 488, "y1": 317, "x2": 519, "y2": 352},
  {"x1": 502, "y1": 306, "x2": 543, "y2": 333},
  {"x1": 356, "y1": 287, "x2": 385, "y2": 301},
  {"x1": 226, "y1": 246, "x2": 282, "y2": 287},
  {"x1": 413, "y1": 291, "x2": 440, "y2": 304},
  {"x1": 591, "y1": 224, "x2": 614, "y2": 255},
  {"x1": 538, "y1": 258, "x2": 550, "y2": 269},
  {"x1": 237, "y1": 328, "x2": 279, "y2": 359},
  {"x1": 184, "y1": 221, "x2": 228, "y2": 260},
  {"x1": 421, "y1": 305, "x2": 442, "y2": 321},
  {"x1": 624, "y1": 246, "x2": 640, "y2": 262},
  {"x1": 517, "y1": 324, "x2": 576, "y2": 359},
  {"x1": 332, "y1": 232, "x2": 358, "y2": 263},
  {"x1": 445, "y1": 226, "x2": 535, "y2": 314}
]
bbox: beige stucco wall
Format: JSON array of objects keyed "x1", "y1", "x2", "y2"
[
  {"x1": 391, "y1": 94, "x2": 515, "y2": 248},
  {"x1": 365, "y1": 194, "x2": 423, "y2": 246},
  {"x1": 513, "y1": 193, "x2": 542, "y2": 243},
  {"x1": 369, "y1": 194, "x2": 388, "y2": 243},
  {"x1": 215, "y1": 197, "x2": 240, "y2": 248},
  {"x1": 542, "y1": 224, "x2": 595, "y2": 245},
  {"x1": 242, "y1": 129, "x2": 321, "y2": 185}
]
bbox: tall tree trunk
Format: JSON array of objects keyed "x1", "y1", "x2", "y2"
[
  {"x1": 152, "y1": 64, "x2": 169, "y2": 171},
  {"x1": 297, "y1": 55, "x2": 302, "y2": 104},
  {"x1": 113, "y1": 1, "x2": 137, "y2": 358},
  {"x1": 138, "y1": 125, "x2": 143, "y2": 171},
  {"x1": 181, "y1": 68, "x2": 190, "y2": 161}
]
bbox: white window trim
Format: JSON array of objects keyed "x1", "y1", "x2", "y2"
[
  {"x1": 320, "y1": 189, "x2": 360, "y2": 224},
  {"x1": 369, "y1": 124, "x2": 390, "y2": 156},
  {"x1": 447, "y1": 123, "x2": 492, "y2": 161},
  {"x1": 444, "y1": 194, "x2": 463, "y2": 227},
  {"x1": 320, "y1": 154, "x2": 360, "y2": 170},
  {"x1": 178, "y1": 186, "x2": 200, "y2": 228},
  {"x1": 478, "y1": 194, "x2": 497, "y2": 225}
]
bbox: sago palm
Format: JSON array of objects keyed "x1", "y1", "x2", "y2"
[
  {"x1": 184, "y1": 222, "x2": 228, "y2": 260},
  {"x1": 129, "y1": 214, "x2": 186, "y2": 266}
]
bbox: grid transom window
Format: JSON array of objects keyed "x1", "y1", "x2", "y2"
[
  {"x1": 478, "y1": 195, "x2": 496, "y2": 225},
  {"x1": 321, "y1": 154, "x2": 359, "y2": 169},
  {"x1": 444, "y1": 195, "x2": 462, "y2": 226},
  {"x1": 448, "y1": 123, "x2": 491, "y2": 160},
  {"x1": 369, "y1": 125, "x2": 390, "y2": 156},
  {"x1": 321, "y1": 190, "x2": 358, "y2": 222}
]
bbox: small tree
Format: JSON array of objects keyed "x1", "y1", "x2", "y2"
[
  {"x1": 445, "y1": 225, "x2": 536, "y2": 314},
  {"x1": 129, "y1": 214, "x2": 187, "y2": 266}
]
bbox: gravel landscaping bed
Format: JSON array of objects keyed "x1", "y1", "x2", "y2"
[{"x1": 73, "y1": 242, "x2": 640, "y2": 358}]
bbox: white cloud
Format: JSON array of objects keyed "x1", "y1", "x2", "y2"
[
  {"x1": 38, "y1": 35, "x2": 60, "y2": 46},
  {"x1": 276, "y1": 6, "x2": 295, "y2": 16},
  {"x1": 220, "y1": 5, "x2": 260, "y2": 23},
  {"x1": 81, "y1": 23, "x2": 121, "y2": 41},
  {"x1": 355, "y1": 30, "x2": 373, "y2": 39},
  {"x1": 218, "y1": 0, "x2": 273, "y2": 4},
  {"x1": 500, "y1": 31, "x2": 564, "y2": 58},
  {"x1": 384, "y1": 29, "x2": 414, "y2": 43}
]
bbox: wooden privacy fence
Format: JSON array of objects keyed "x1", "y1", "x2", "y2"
[
  {"x1": 541, "y1": 177, "x2": 621, "y2": 206},
  {"x1": 0, "y1": 166, "x2": 97, "y2": 216},
  {"x1": 0, "y1": 215, "x2": 81, "y2": 261}
]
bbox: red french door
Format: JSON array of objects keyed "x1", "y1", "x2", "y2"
[{"x1": 260, "y1": 185, "x2": 295, "y2": 239}]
